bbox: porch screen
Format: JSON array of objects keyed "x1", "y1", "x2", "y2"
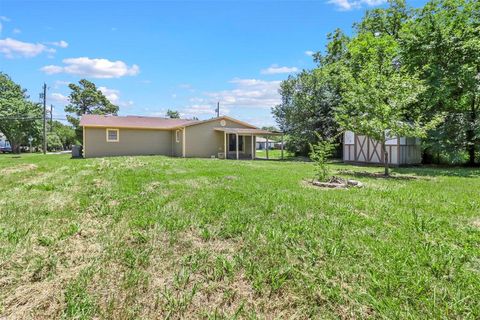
[{"x1": 228, "y1": 134, "x2": 244, "y2": 152}]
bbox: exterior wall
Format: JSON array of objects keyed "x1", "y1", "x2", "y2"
[
  {"x1": 343, "y1": 131, "x2": 421, "y2": 165},
  {"x1": 84, "y1": 127, "x2": 172, "y2": 158},
  {"x1": 171, "y1": 128, "x2": 184, "y2": 157},
  {"x1": 184, "y1": 119, "x2": 254, "y2": 158}
]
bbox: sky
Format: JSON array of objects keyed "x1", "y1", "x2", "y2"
[{"x1": 0, "y1": 0, "x2": 425, "y2": 127}]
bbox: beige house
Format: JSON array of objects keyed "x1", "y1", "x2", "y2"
[{"x1": 80, "y1": 115, "x2": 281, "y2": 159}]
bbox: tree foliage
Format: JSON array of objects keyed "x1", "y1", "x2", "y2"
[
  {"x1": 166, "y1": 109, "x2": 180, "y2": 119},
  {"x1": 65, "y1": 79, "x2": 119, "y2": 142},
  {"x1": 51, "y1": 121, "x2": 77, "y2": 150},
  {"x1": 274, "y1": 0, "x2": 479, "y2": 165},
  {"x1": 309, "y1": 133, "x2": 337, "y2": 181},
  {"x1": 336, "y1": 33, "x2": 441, "y2": 175},
  {"x1": 0, "y1": 73, "x2": 42, "y2": 153}
]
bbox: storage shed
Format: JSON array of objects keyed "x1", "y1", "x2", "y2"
[{"x1": 343, "y1": 131, "x2": 421, "y2": 166}]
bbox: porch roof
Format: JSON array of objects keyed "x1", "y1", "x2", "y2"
[{"x1": 213, "y1": 127, "x2": 282, "y2": 135}]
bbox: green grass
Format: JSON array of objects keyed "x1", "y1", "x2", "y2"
[
  {"x1": 0, "y1": 154, "x2": 479, "y2": 319},
  {"x1": 255, "y1": 149, "x2": 294, "y2": 159}
]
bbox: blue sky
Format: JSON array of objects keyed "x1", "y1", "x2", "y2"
[{"x1": 1, "y1": 0, "x2": 425, "y2": 127}]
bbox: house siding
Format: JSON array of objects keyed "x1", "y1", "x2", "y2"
[
  {"x1": 184, "y1": 119, "x2": 255, "y2": 158},
  {"x1": 84, "y1": 127, "x2": 172, "y2": 158}
]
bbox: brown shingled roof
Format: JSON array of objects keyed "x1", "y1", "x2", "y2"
[{"x1": 79, "y1": 114, "x2": 198, "y2": 129}]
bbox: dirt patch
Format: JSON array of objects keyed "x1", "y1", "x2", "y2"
[
  {"x1": 304, "y1": 176, "x2": 364, "y2": 189},
  {"x1": 472, "y1": 218, "x2": 480, "y2": 229},
  {"x1": 1, "y1": 164, "x2": 38, "y2": 175}
]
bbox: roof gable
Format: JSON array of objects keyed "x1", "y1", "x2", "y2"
[{"x1": 184, "y1": 116, "x2": 257, "y2": 129}]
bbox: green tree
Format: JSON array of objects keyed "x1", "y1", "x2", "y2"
[
  {"x1": 336, "y1": 33, "x2": 440, "y2": 175},
  {"x1": 273, "y1": 30, "x2": 347, "y2": 156},
  {"x1": 273, "y1": 69, "x2": 341, "y2": 155},
  {"x1": 0, "y1": 73, "x2": 42, "y2": 153},
  {"x1": 166, "y1": 109, "x2": 180, "y2": 119},
  {"x1": 64, "y1": 79, "x2": 119, "y2": 142},
  {"x1": 47, "y1": 132, "x2": 63, "y2": 151},
  {"x1": 401, "y1": 0, "x2": 480, "y2": 164},
  {"x1": 51, "y1": 121, "x2": 77, "y2": 149}
]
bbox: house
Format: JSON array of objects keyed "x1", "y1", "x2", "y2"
[
  {"x1": 343, "y1": 131, "x2": 421, "y2": 165},
  {"x1": 80, "y1": 115, "x2": 281, "y2": 159},
  {"x1": 255, "y1": 137, "x2": 277, "y2": 150}
]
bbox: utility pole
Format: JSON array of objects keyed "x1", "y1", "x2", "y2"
[
  {"x1": 42, "y1": 83, "x2": 47, "y2": 154},
  {"x1": 216, "y1": 101, "x2": 220, "y2": 117}
]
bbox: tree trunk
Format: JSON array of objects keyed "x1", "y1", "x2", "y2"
[
  {"x1": 466, "y1": 98, "x2": 477, "y2": 166},
  {"x1": 382, "y1": 141, "x2": 389, "y2": 176},
  {"x1": 11, "y1": 143, "x2": 21, "y2": 154}
]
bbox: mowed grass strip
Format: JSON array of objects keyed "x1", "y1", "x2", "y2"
[{"x1": 0, "y1": 154, "x2": 479, "y2": 319}]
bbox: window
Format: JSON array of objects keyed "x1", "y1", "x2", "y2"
[
  {"x1": 175, "y1": 130, "x2": 181, "y2": 143},
  {"x1": 228, "y1": 134, "x2": 244, "y2": 152},
  {"x1": 106, "y1": 129, "x2": 119, "y2": 142}
]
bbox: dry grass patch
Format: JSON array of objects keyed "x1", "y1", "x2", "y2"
[{"x1": 0, "y1": 163, "x2": 38, "y2": 175}]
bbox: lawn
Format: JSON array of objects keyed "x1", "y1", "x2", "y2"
[
  {"x1": 0, "y1": 154, "x2": 479, "y2": 319},
  {"x1": 255, "y1": 149, "x2": 294, "y2": 159}
]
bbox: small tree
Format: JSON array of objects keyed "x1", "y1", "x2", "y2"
[
  {"x1": 309, "y1": 133, "x2": 337, "y2": 182},
  {"x1": 166, "y1": 109, "x2": 180, "y2": 119},
  {"x1": 335, "y1": 33, "x2": 440, "y2": 176}
]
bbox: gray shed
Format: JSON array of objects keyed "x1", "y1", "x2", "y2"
[{"x1": 343, "y1": 131, "x2": 421, "y2": 166}]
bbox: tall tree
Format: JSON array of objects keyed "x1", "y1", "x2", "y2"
[
  {"x1": 401, "y1": 0, "x2": 480, "y2": 164},
  {"x1": 336, "y1": 33, "x2": 440, "y2": 175},
  {"x1": 273, "y1": 70, "x2": 341, "y2": 155},
  {"x1": 355, "y1": 0, "x2": 411, "y2": 39},
  {"x1": 0, "y1": 73, "x2": 42, "y2": 153},
  {"x1": 166, "y1": 109, "x2": 180, "y2": 119},
  {"x1": 64, "y1": 79, "x2": 119, "y2": 142}
]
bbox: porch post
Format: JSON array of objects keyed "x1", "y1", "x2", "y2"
[
  {"x1": 251, "y1": 134, "x2": 254, "y2": 160},
  {"x1": 236, "y1": 133, "x2": 239, "y2": 160},
  {"x1": 281, "y1": 133, "x2": 284, "y2": 160},
  {"x1": 224, "y1": 132, "x2": 227, "y2": 159},
  {"x1": 266, "y1": 136, "x2": 269, "y2": 159}
]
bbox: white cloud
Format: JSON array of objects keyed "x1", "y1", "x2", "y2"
[
  {"x1": 204, "y1": 78, "x2": 281, "y2": 109},
  {"x1": 180, "y1": 104, "x2": 222, "y2": 118},
  {"x1": 0, "y1": 38, "x2": 55, "y2": 58},
  {"x1": 49, "y1": 92, "x2": 69, "y2": 104},
  {"x1": 305, "y1": 50, "x2": 315, "y2": 56},
  {"x1": 12, "y1": 28, "x2": 21, "y2": 34},
  {"x1": 328, "y1": 0, "x2": 386, "y2": 10},
  {"x1": 99, "y1": 86, "x2": 134, "y2": 107},
  {"x1": 48, "y1": 40, "x2": 68, "y2": 48},
  {"x1": 260, "y1": 64, "x2": 298, "y2": 75},
  {"x1": 0, "y1": 16, "x2": 10, "y2": 22},
  {"x1": 41, "y1": 57, "x2": 140, "y2": 78}
]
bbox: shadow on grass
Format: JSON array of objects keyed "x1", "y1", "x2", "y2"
[
  {"x1": 336, "y1": 162, "x2": 480, "y2": 178},
  {"x1": 337, "y1": 169, "x2": 421, "y2": 180}
]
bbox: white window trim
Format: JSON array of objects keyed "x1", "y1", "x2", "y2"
[
  {"x1": 175, "y1": 130, "x2": 180, "y2": 143},
  {"x1": 106, "y1": 128, "x2": 119, "y2": 142}
]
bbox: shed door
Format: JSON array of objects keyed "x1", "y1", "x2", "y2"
[{"x1": 355, "y1": 135, "x2": 367, "y2": 162}]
